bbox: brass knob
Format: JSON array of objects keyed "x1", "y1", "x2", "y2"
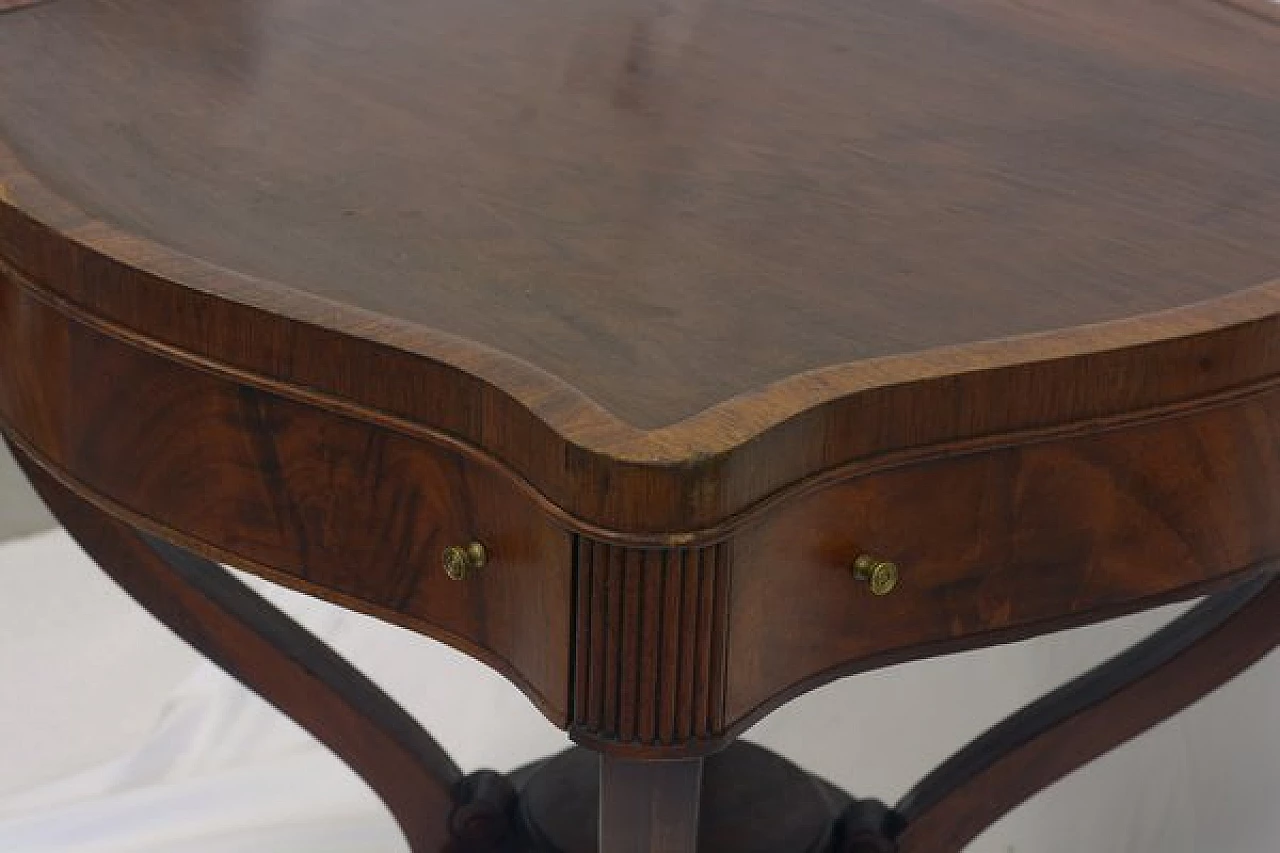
[
  {"x1": 853, "y1": 555, "x2": 899, "y2": 596},
  {"x1": 443, "y1": 542, "x2": 488, "y2": 581}
]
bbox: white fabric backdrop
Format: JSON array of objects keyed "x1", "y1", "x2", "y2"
[{"x1": 0, "y1": 529, "x2": 1276, "y2": 852}]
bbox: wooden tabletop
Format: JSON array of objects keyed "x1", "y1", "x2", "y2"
[
  {"x1": 5, "y1": 0, "x2": 1280, "y2": 771},
  {"x1": 3, "y1": 0, "x2": 1280, "y2": 534}
]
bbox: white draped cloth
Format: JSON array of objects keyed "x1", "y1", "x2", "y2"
[{"x1": 1, "y1": 530, "x2": 1276, "y2": 852}]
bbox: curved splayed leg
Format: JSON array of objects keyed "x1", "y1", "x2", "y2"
[
  {"x1": 14, "y1": 444, "x2": 519, "y2": 853},
  {"x1": 854, "y1": 567, "x2": 1280, "y2": 853}
]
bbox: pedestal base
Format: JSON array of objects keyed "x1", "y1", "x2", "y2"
[{"x1": 512, "y1": 742, "x2": 871, "y2": 853}]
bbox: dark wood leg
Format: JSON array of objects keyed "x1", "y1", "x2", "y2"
[
  {"x1": 16, "y1": 439, "x2": 1280, "y2": 853},
  {"x1": 599, "y1": 756, "x2": 704, "y2": 853},
  {"x1": 13, "y1": 440, "x2": 855, "y2": 853},
  {"x1": 513, "y1": 741, "x2": 856, "y2": 853},
  {"x1": 13, "y1": 446, "x2": 518, "y2": 853},
  {"x1": 884, "y1": 565, "x2": 1280, "y2": 853}
]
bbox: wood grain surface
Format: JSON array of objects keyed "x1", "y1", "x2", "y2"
[
  {"x1": 723, "y1": 383, "x2": 1280, "y2": 737},
  {"x1": 15, "y1": 448, "x2": 464, "y2": 853},
  {"x1": 6, "y1": 246, "x2": 1280, "y2": 750},
  {"x1": 893, "y1": 569, "x2": 1280, "y2": 853},
  {"x1": 1, "y1": 0, "x2": 1280, "y2": 537},
  {"x1": 2, "y1": 0, "x2": 1280, "y2": 430},
  {"x1": 5, "y1": 0, "x2": 1280, "y2": 765},
  {"x1": 6, "y1": 2, "x2": 1280, "y2": 849},
  {"x1": 0, "y1": 265, "x2": 573, "y2": 725},
  {"x1": 599, "y1": 756, "x2": 703, "y2": 853},
  {"x1": 516, "y1": 742, "x2": 852, "y2": 853},
  {"x1": 571, "y1": 539, "x2": 730, "y2": 750}
]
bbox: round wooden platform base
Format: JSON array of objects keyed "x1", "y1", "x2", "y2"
[{"x1": 511, "y1": 742, "x2": 872, "y2": 853}]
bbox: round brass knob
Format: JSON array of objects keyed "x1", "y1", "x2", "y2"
[
  {"x1": 443, "y1": 542, "x2": 488, "y2": 581},
  {"x1": 853, "y1": 555, "x2": 899, "y2": 596}
]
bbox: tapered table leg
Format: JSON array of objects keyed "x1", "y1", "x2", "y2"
[{"x1": 599, "y1": 755, "x2": 704, "y2": 853}]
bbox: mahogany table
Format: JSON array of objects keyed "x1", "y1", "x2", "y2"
[{"x1": 3, "y1": 0, "x2": 1280, "y2": 850}]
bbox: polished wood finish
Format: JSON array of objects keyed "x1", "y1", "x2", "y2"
[
  {"x1": 726, "y1": 388, "x2": 1280, "y2": 737},
  {"x1": 516, "y1": 743, "x2": 853, "y2": 853},
  {"x1": 893, "y1": 568, "x2": 1280, "y2": 853},
  {"x1": 2, "y1": 0, "x2": 1280, "y2": 431},
  {"x1": 2, "y1": 0, "x2": 1280, "y2": 537},
  {"x1": 5, "y1": 0, "x2": 1280, "y2": 849},
  {"x1": 13, "y1": 446, "x2": 463, "y2": 853},
  {"x1": 599, "y1": 756, "x2": 703, "y2": 853},
  {"x1": 0, "y1": 267, "x2": 573, "y2": 724},
  {"x1": 8, "y1": 256, "x2": 1277, "y2": 754},
  {"x1": 571, "y1": 539, "x2": 729, "y2": 751}
]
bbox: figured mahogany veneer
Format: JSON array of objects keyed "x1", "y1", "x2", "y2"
[
  {"x1": 0, "y1": 266, "x2": 574, "y2": 725},
  {"x1": 6, "y1": 256, "x2": 1279, "y2": 754},
  {"x1": 18, "y1": 455, "x2": 467, "y2": 852},
  {"x1": 4, "y1": 0, "x2": 1280, "y2": 848},
  {"x1": 4, "y1": 0, "x2": 1280, "y2": 534},
  {"x1": 724, "y1": 386, "x2": 1280, "y2": 737}
]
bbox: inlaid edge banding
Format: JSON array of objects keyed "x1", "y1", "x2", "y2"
[{"x1": 6, "y1": 257, "x2": 1280, "y2": 545}]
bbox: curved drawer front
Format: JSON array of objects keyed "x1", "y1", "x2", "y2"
[
  {"x1": 726, "y1": 387, "x2": 1280, "y2": 731},
  {"x1": 0, "y1": 267, "x2": 573, "y2": 724}
]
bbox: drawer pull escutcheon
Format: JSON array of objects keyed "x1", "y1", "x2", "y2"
[
  {"x1": 443, "y1": 542, "x2": 488, "y2": 581},
  {"x1": 853, "y1": 555, "x2": 899, "y2": 596}
]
